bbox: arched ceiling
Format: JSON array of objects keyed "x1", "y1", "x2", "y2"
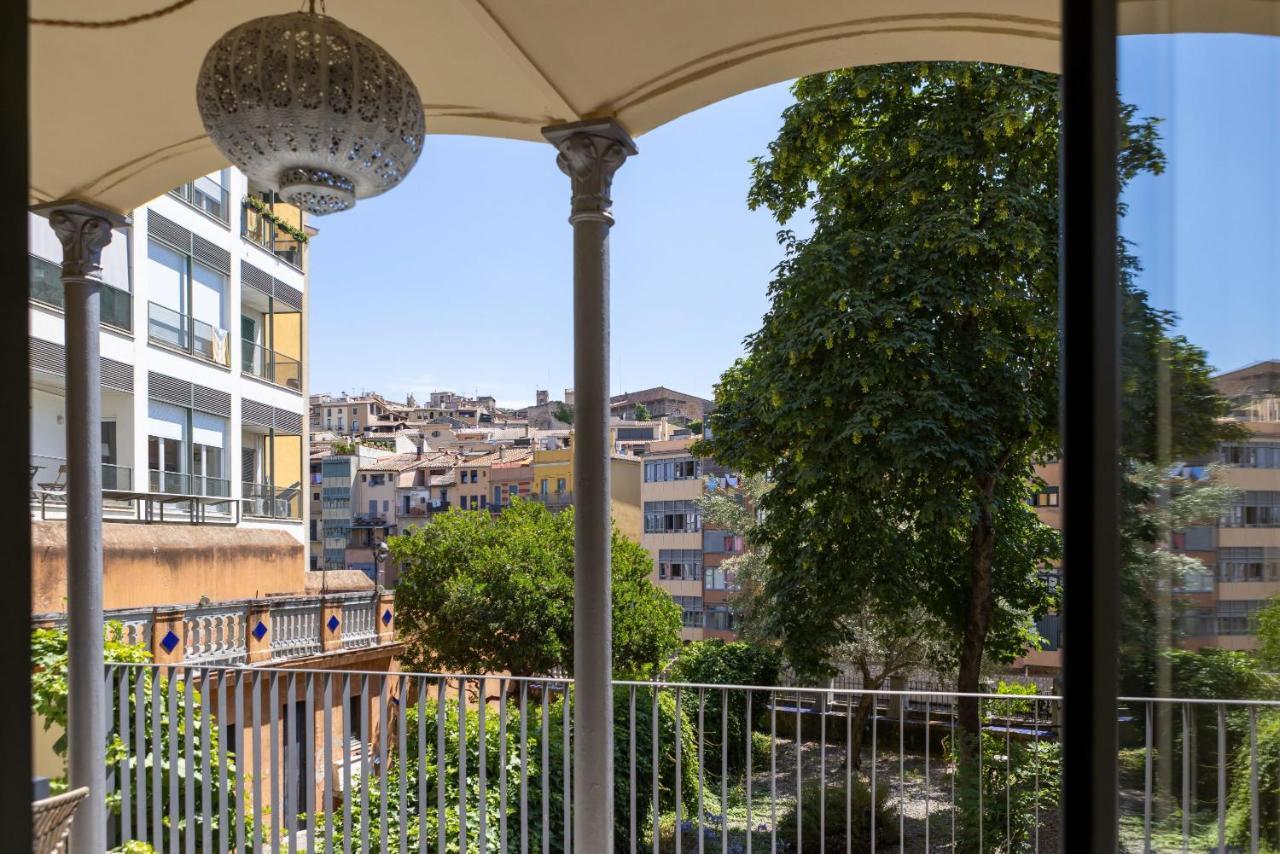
[{"x1": 29, "y1": 0, "x2": 1280, "y2": 213}]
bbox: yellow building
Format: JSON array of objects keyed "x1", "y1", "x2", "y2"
[{"x1": 531, "y1": 442, "x2": 642, "y2": 543}]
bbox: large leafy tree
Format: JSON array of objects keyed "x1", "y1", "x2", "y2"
[
  {"x1": 391, "y1": 499, "x2": 680, "y2": 678},
  {"x1": 700, "y1": 62, "x2": 1192, "y2": 736}
]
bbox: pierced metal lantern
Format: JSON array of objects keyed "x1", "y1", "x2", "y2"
[{"x1": 196, "y1": 11, "x2": 425, "y2": 215}]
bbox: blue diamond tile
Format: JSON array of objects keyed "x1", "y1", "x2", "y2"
[
  {"x1": 159, "y1": 630, "x2": 180, "y2": 654},
  {"x1": 382, "y1": 609, "x2": 393, "y2": 626},
  {"x1": 252, "y1": 620, "x2": 268, "y2": 641},
  {"x1": 327, "y1": 614, "x2": 340, "y2": 633}
]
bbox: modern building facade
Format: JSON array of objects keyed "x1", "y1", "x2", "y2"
[{"x1": 29, "y1": 168, "x2": 310, "y2": 610}]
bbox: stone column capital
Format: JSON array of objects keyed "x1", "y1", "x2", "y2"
[
  {"x1": 543, "y1": 119, "x2": 636, "y2": 225},
  {"x1": 31, "y1": 200, "x2": 130, "y2": 283}
]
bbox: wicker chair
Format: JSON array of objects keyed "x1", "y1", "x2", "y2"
[{"x1": 31, "y1": 787, "x2": 88, "y2": 854}]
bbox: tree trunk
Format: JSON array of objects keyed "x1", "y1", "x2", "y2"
[
  {"x1": 846, "y1": 690, "x2": 878, "y2": 773},
  {"x1": 956, "y1": 479, "x2": 997, "y2": 737}
]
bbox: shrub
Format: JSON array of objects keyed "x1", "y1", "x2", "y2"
[
  {"x1": 776, "y1": 778, "x2": 896, "y2": 850},
  {"x1": 952, "y1": 681, "x2": 1061, "y2": 853},
  {"x1": 666, "y1": 641, "x2": 783, "y2": 779},
  {"x1": 1228, "y1": 709, "x2": 1280, "y2": 848}
]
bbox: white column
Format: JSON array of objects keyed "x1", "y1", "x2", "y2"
[
  {"x1": 543, "y1": 118, "x2": 635, "y2": 854},
  {"x1": 35, "y1": 201, "x2": 130, "y2": 854}
]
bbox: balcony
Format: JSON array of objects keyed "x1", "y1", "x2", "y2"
[
  {"x1": 168, "y1": 174, "x2": 230, "y2": 224},
  {"x1": 241, "y1": 481, "x2": 302, "y2": 520},
  {"x1": 242, "y1": 197, "x2": 306, "y2": 269},
  {"x1": 147, "y1": 301, "x2": 230, "y2": 367},
  {"x1": 532, "y1": 489, "x2": 574, "y2": 510},
  {"x1": 80, "y1": 660, "x2": 1280, "y2": 853},
  {"x1": 30, "y1": 254, "x2": 132, "y2": 332},
  {"x1": 241, "y1": 338, "x2": 302, "y2": 390}
]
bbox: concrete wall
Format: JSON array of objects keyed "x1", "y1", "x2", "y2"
[{"x1": 32, "y1": 521, "x2": 305, "y2": 612}]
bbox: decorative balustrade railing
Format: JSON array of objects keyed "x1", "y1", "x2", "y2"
[
  {"x1": 94, "y1": 663, "x2": 1280, "y2": 854},
  {"x1": 183, "y1": 605, "x2": 247, "y2": 665},
  {"x1": 341, "y1": 598, "x2": 377, "y2": 649},
  {"x1": 269, "y1": 600, "x2": 323, "y2": 659}
]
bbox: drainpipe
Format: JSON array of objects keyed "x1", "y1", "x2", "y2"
[
  {"x1": 33, "y1": 200, "x2": 130, "y2": 854},
  {"x1": 543, "y1": 118, "x2": 635, "y2": 853}
]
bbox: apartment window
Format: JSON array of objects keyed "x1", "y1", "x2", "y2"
[
  {"x1": 170, "y1": 170, "x2": 230, "y2": 222},
  {"x1": 1218, "y1": 547, "x2": 1280, "y2": 582},
  {"x1": 1216, "y1": 600, "x2": 1265, "y2": 636},
  {"x1": 509, "y1": 485, "x2": 519, "y2": 497},
  {"x1": 658, "y1": 549, "x2": 702, "y2": 581},
  {"x1": 146, "y1": 401, "x2": 227, "y2": 496},
  {"x1": 29, "y1": 253, "x2": 133, "y2": 332},
  {"x1": 706, "y1": 605, "x2": 734, "y2": 631},
  {"x1": 1030, "y1": 486, "x2": 1060, "y2": 507},
  {"x1": 1179, "y1": 608, "x2": 1216, "y2": 638},
  {"x1": 1222, "y1": 492, "x2": 1280, "y2": 528},
  {"x1": 480, "y1": 495, "x2": 487, "y2": 509},
  {"x1": 540, "y1": 479, "x2": 549, "y2": 498},
  {"x1": 673, "y1": 596, "x2": 704, "y2": 628},
  {"x1": 557, "y1": 478, "x2": 566, "y2": 493},
  {"x1": 644, "y1": 500, "x2": 702, "y2": 533},
  {"x1": 369, "y1": 474, "x2": 385, "y2": 486},
  {"x1": 1222, "y1": 442, "x2": 1280, "y2": 469},
  {"x1": 310, "y1": 519, "x2": 318, "y2": 541},
  {"x1": 644, "y1": 457, "x2": 699, "y2": 482},
  {"x1": 469, "y1": 496, "x2": 479, "y2": 510},
  {"x1": 147, "y1": 239, "x2": 230, "y2": 367}
]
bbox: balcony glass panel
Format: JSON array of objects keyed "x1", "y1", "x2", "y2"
[
  {"x1": 31, "y1": 254, "x2": 132, "y2": 332},
  {"x1": 147, "y1": 301, "x2": 188, "y2": 351}
]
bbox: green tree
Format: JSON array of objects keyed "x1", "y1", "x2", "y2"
[
  {"x1": 1257, "y1": 596, "x2": 1280, "y2": 672},
  {"x1": 686, "y1": 419, "x2": 703, "y2": 435},
  {"x1": 553, "y1": 402, "x2": 574, "y2": 425},
  {"x1": 633, "y1": 403, "x2": 651, "y2": 421},
  {"x1": 391, "y1": 499, "x2": 680, "y2": 678}
]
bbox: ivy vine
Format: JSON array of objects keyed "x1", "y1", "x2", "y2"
[{"x1": 243, "y1": 194, "x2": 310, "y2": 244}]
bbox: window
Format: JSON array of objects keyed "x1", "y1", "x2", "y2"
[
  {"x1": 310, "y1": 519, "x2": 318, "y2": 541},
  {"x1": 673, "y1": 596, "x2": 704, "y2": 628},
  {"x1": 370, "y1": 474, "x2": 385, "y2": 486},
  {"x1": 1216, "y1": 600, "x2": 1265, "y2": 636},
  {"x1": 1218, "y1": 548, "x2": 1280, "y2": 582},
  {"x1": 509, "y1": 485, "x2": 519, "y2": 497},
  {"x1": 146, "y1": 238, "x2": 229, "y2": 366},
  {"x1": 658, "y1": 549, "x2": 701, "y2": 580},
  {"x1": 1222, "y1": 492, "x2": 1280, "y2": 527},
  {"x1": 644, "y1": 457, "x2": 700, "y2": 482},
  {"x1": 644, "y1": 500, "x2": 702, "y2": 533},
  {"x1": 1030, "y1": 486, "x2": 1060, "y2": 507},
  {"x1": 480, "y1": 495, "x2": 487, "y2": 509},
  {"x1": 556, "y1": 478, "x2": 566, "y2": 493},
  {"x1": 1221, "y1": 442, "x2": 1280, "y2": 469},
  {"x1": 706, "y1": 605, "x2": 734, "y2": 631},
  {"x1": 171, "y1": 170, "x2": 230, "y2": 222}
]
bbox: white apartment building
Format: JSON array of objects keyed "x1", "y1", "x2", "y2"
[{"x1": 29, "y1": 168, "x2": 311, "y2": 594}]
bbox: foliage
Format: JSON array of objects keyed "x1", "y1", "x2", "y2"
[
  {"x1": 553, "y1": 402, "x2": 574, "y2": 425},
  {"x1": 332, "y1": 440, "x2": 356, "y2": 455},
  {"x1": 318, "y1": 686, "x2": 697, "y2": 853},
  {"x1": 693, "y1": 475, "x2": 774, "y2": 644},
  {"x1": 1228, "y1": 709, "x2": 1280, "y2": 849},
  {"x1": 633, "y1": 403, "x2": 651, "y2": 421},
  {"x1": 392, "y1": 499, "x2": 680, "y2": 678},
  {"x1": 1118, "y1": 465, "x2": 1241, "y2": 695},
  {"x1": 243, "y1": 194, "x2": 310, "y2": 243},
  {"x1": 665, "y1": 641, "x2": 782, "y2": 778},
  {"x1": 776, "y1": 778, "x2": 897, "y2": 850},
  {"x1": 686, "y1": 420, "x2": 703, "y2": 435},
  {"x1": 1255, "y1": 597, "x2": 1280, "y2": 673},
  {"x1": 952, "y1": 682, "x2": 1061, "y2": 853},
  {"x1": 32, "y1": 626, "x2": 246, "y2": 851}
]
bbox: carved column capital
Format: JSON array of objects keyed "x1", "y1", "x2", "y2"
[
  {"x1": 32, "y1": 200, "x2": 130, "y2": 283},
  {"x1": 543, "y1": 119, "x2": 637, "y2": 225}
]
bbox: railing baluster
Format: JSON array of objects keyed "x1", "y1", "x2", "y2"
[
  {"x1": 978, "y1": 695, "x2": 984, "y2": 854},
  {"x1": 542, "y1": 681, "x2": 550, "y2": 854},
  {"x1": 378, "y1": 675, "x2": 389, "y2": 850},
  {"x1": 819, "y1": 689, "x2": 826, "y2": 854},
  {"x1": 399, "y1": 675, "x2": 409, "y2": 854},
  {"x1": 520, "y1": 680, "x2": 528, "y2": 854},
  {"x1": 846, "y1": 691, "x2": 853, "y2": 854},
  {"x1": 1219, "y1": 703, "x2": 1228, "y2": 853},
  {"x1": 1144, "y1": 701, "x2": 1153, "y2": 854},
  {"x1": 563, "y1": 682, "x2": 571, "y2": 854},
  {"x1": 323, "y1": 672, "x2": 333, "y2": 854},
  {"x1": 135, "y1": 667, "x2": 148, "y2": 847},
  {"x1": 871, "y1": 692, "x2": 877, "y2": 852},
  {"x1": 746, "y1": 689, "x2": 753, "y2": 854},
  {"x1": 770, "y1": 689, "x2": 777, "y2": 854},
  {"x1": 1032, "y1": 697, "x2": 1039, "y2": 854},
  {"x1": 1005, "y1": 694, "x2": 1011, "y2": 853},
  {"x1": 1182, "y1": 703, "x2": 1190, "y2": 854},
  {"x1": 651, "y1": 686, "x2": 659, "y2": 854},
  {"x1": 724, "y1": 687, "x2": 731, "y2": 854},
  {"x1": 286, "y1": 671, "x2": 297, "y2": 854},
  {"x1": 168, "y1": 669, "x2": 179, "y2": 854},
  {"x1": 673, "y1": 687, "x2": 682, "y2": 854},
  {"x1": 235, "y1": 671, "x2": 246, "y2": 853},
  {"x1": 359, "y1": 675, "x2": 370, "y2": 854},
  {"x1": 458, "y1": 677, "x2": 467, "y2": 852},
  {"x1": 794, "y1": 689, "x2": 800, "y2": 854},
  {"x1": 499, "y1": 677, "x2": 508, "y2": 854},
  {"x1": 901, "y1": 692, "x2": 907, "y2": 854},
  {"x1": 200, "y1": 671, "x2": 212, "y2": 853},
  {"x1": 152, "y1": 666, "x2": 163, "y2": 847},
  {"x1": 1252, "y1": 705, "x2": 1260, "y2": 854},
  {"x1": 118, "y1": 667, "x2": 131, "y2": 845},
  {"x1": 417, "y1": 677, "x2": 427, "y2": 854},
  {"x1": 270, "y1": 671, "x2": 281, "y2": 854},
  {"x1": 926, "y1": 696, "x2": 932, "y2": 853},
  {"x1": 696, "y1": 687, "x2": 704, "y2": 854},
  {"x1": 949, "y1": 691, "x2": 955, "y2": 852},
  {"x1": 478, "y1": 676, "x2": 488, "y2": 852},
  {"x1": 342, "y1": 673, "x2": 353, "y2": 854},
  {"x1": 306, "y1": 671, "x2": 315, "y2": 854},
  {"x1": 437, "y1": 676, "x2": 446, "y2": 854}
]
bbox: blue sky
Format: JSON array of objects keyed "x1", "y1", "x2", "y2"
[{"x1": 309, "y1": 35, "x2": 1278, "y2": 408}]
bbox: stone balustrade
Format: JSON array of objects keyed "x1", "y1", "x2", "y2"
[{"x1": 33, "y1": 589, "x2": 397, "y2": 666}]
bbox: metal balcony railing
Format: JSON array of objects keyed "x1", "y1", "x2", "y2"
[
  {"x1": 147, "y1": 302, "x2": 230, "y2": 367},
  {"x1": 30, "y1": 253, "x2": 133, "y2": 331},
  {"x1": 147, "y1": 470, "x2": 231, "y2": 499},
  {"x1": 242, "y1": 200, "x2": 305, "y2": 269},
  {"x1": 241, "y1": 481, "x2": 302, "y2": 520},
  {"x1": 91, "y1": 663, "x2": 1280, "y2": 854},
  {"x1": 241, "y1": 338, "x2": 302, "y2": 390}
]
